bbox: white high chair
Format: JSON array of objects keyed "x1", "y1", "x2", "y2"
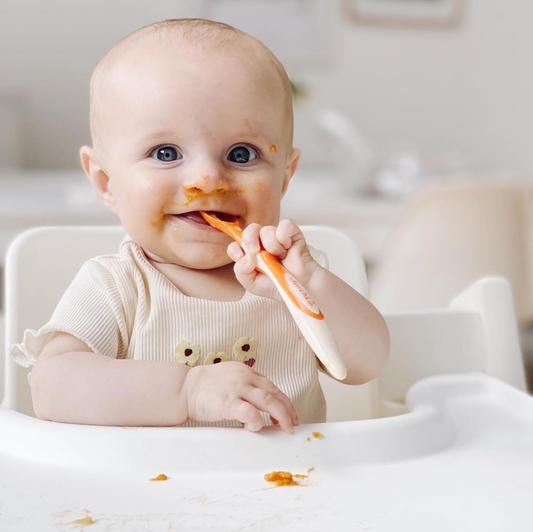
[
  {"x1": 2, "y1": 226, "x2": 533, "y2": 531},
  {"x1": 2, "y1": 226, "x2": 528, "y2": 418}
]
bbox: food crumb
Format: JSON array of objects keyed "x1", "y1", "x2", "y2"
[
  {"x1": 306, "y1": 437, "x2": 311, "y2": 442},
  {"x1": 264, "y1": 471, "x2": 298, "y2": 487},
  {"x1": 264, "y1": 467, "x2": 314, "y2": 487},
  {"x1": 71, "y1": 509, "x2": 95, "y2": 527},
  {"x1": 150, "y1": 473, "x2": 168, "y2": 481},
  {"x1": 312, "y1": 432, "x2": 324, "y2": 439},
  {"x1": 269, "y1": 144, "x2": 278, "y2": 152}
]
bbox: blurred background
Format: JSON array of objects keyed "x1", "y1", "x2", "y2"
[{"x1": 1, "y1": 0, "x2": 533, "y2": 387}]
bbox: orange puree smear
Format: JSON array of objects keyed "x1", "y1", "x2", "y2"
[
  {"x1": 264, "y1": 467, "x2": 314, "y2": 487},
  {"x1": 269, "y1": 144, "x2": 278, "y2": 152},
  {"x1": 71, "y1": 510, "x2": 95, "y2": 527},
  {"x1": 312, "y1": 432, "x2": 324, "y2": 439},
  {"x1": 184, "y1": 188, "x2": 205, "y2": 206},
  {"x1": 183, "y1": 187, "x2": 244, "y2": 206},
  {"x1": 150, "y1": 473, "x2": 168, "y2": 481},
  {"x1": 150, "y1": 216, "x2": 165, "y2": 227},
  {"x1": 264, "y1": 471, "x2": 298, "y2": 487}
]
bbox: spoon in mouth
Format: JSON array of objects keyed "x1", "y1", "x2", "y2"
[{"x1": 200, "y1": 211, "x2": 347, "y2": 380}]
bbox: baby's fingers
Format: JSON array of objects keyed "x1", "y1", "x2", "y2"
[
  {"x1": 243, "y1": 386, "x2": 295, "y2": 434},
  {"x1": 254, "y1": 375, "x2": 299, "y2": 427},
  {"x1": 227, "y1": 241, "x2": 244, "y2": 262},
  {"x1": 224, "y1": 398, "x2": 264, "y2": 432},
  {"x1": 259, "y1": 225, "x2": 288, "y2": 258},
  {"x1": 233, "y1": 250, "x2": 257, "y2": 279}
]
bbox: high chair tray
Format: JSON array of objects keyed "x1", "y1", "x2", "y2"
[{"x1": 1, "y1": 373, "x2": 532, "y2": 531}]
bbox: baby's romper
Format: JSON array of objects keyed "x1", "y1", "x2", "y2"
[{"x1": 11, "y1": 236, "x2": 328, "y2": 426}]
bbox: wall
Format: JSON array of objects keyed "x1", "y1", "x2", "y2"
[{"x1": 0, "y1": 0, "x2": 532, "y2": 175}]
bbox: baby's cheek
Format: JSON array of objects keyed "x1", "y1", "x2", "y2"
[
  {"x1": 250, "y1": 178, "x2": 281, "y2": 223},
  {"x1": 117, "y1": 185, "x2": 166, "y2": 232}
]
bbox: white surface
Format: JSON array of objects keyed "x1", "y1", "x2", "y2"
[{"x1": 1, "y1": 374, "x2": 533, "y2": 531}]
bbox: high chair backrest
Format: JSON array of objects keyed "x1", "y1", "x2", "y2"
[
  {"x1": 3, "y1": 225, "x2": 368, "y2": 416},
  {"x1": 378, "y1": 276, "x2": 527, "y2": 416},
  {"x1": 369, "y1": 182, "x2": 533, "y2": 326}
]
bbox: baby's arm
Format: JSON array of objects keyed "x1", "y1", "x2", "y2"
[
  {"x1": 32, "y1": 332, "x2": 189, "y2": 426},
  {"x1": 229, "y1": 220, "x2": 390, "y2": 385},
  {"x1": 305, "y1": 266, "x2": 389, "y2": 385},
  {"x1": 32, "y1": 332, "x2": 297, "y2": 432}
]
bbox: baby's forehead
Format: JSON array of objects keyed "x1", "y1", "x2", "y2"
[{"x1": 90, "y1": 27, "x2": 292, "y2": 149}]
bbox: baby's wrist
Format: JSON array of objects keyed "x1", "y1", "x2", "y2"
[
  {"x1": 180, "y1": 365, "x2": 201, "y2": 423},
  {"x1": 305, "y1": 261, "x2": 327, "y2": 294},
  {"x1": 302, "y1": 258, "x2": 323, "y2": 287},
  {"x1": 172, "y1": 363, "x2": 194, "y2": 425}
]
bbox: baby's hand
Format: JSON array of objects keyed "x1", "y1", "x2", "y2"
[
  {"x1": 182, "y1": 361, "x2": 299, "y2": 433},
  {"x1": 227, "y1": 219, "x2": 321, "y2": 302}
]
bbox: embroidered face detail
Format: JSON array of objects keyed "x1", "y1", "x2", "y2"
[
  {"x1": 205, "y1": 351, "x2": 230, "y2": 365},
  {"x1": 233, "y1": 337, "x2": 258, "y2": 367},
  {"x1": 174, "y1": 340, "x2": 200, "y2": 366}
]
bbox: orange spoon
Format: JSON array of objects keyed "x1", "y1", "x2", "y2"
[{"x1": 200, "y1": 211, "x2": 347, "y2": 380}]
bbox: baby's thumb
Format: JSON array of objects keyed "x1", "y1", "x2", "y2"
[
  {"x1": 233, "y1": 252, "x2": 257, "y2": 287},
  {"x1": 227, "y1": 242, "x2": 244, "y2": 262}
]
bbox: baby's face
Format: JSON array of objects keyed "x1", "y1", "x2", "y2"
[{"x1": 88, "y1": 43, "x2": 299, "y2": 270}]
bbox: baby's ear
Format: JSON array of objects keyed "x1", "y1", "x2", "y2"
[
  {"x1": 281, "y1": 148, "x2": 301, "y2": 197},
  {"x1": 79, "y1": 146, "x2": 116, "y2": 211}
]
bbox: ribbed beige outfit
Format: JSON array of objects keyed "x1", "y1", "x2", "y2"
[{"x1": 11, "y1": 236, "x2": 328, "y2": 426}]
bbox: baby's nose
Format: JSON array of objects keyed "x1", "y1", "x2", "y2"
[{"x1": 183, "y1": 173, "x2": 230, "y2": 195}]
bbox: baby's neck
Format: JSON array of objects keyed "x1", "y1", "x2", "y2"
[{"x1": 146, "y1": 256, "x2": 246, "y2": 302}]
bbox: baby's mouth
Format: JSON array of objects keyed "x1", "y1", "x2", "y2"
[
  {"x1": 175, "y1": 211, "x2": 209, "y2": 225},
  {"x1": 171, "y1": 210, "x2": 240, "y2": 227}
]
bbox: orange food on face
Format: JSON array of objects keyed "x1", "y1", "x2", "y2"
[
  {"x1": 150, "y1": 216, "x2": 166, "y2": 227},
  {"x1": 183, "y1": 188, "x2": 206, "y2": 206},
  {"x1": 269, "y1": 144, "x2": 278, "y2": 153},
  {"x1": 182, "y1": 187, "x2": 244, "y2": 206},
  {"x1": 150, "y1": 473, "x2": 169, "y2": 481}
]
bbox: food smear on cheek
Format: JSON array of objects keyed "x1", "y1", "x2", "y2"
[
  {"x1": 269, "y1": 144, "x2": 277, "y2": 153},
  {"x1": 150, "y1": 216, "x2": 166, "y2": 227}
]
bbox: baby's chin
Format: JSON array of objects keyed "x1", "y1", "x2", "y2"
[{"x1": 143, "y1": 243, "x2": 233, "y2": 270}]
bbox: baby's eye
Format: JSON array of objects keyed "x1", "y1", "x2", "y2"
[
  {"x1": 151, "y1": 146, "x2": 182, "y2": 162},
  {"x1": 227, "y1": 145, "x2": 258, "y2": 164}
]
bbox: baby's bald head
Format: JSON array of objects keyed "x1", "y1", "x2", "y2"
[{"x1": 89, "y1": 19, "x2": 293, "y2": 154}]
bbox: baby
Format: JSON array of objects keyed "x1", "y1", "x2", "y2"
[{"x1": 11, "y1": 19, "x2": 389, "y2": 433}]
